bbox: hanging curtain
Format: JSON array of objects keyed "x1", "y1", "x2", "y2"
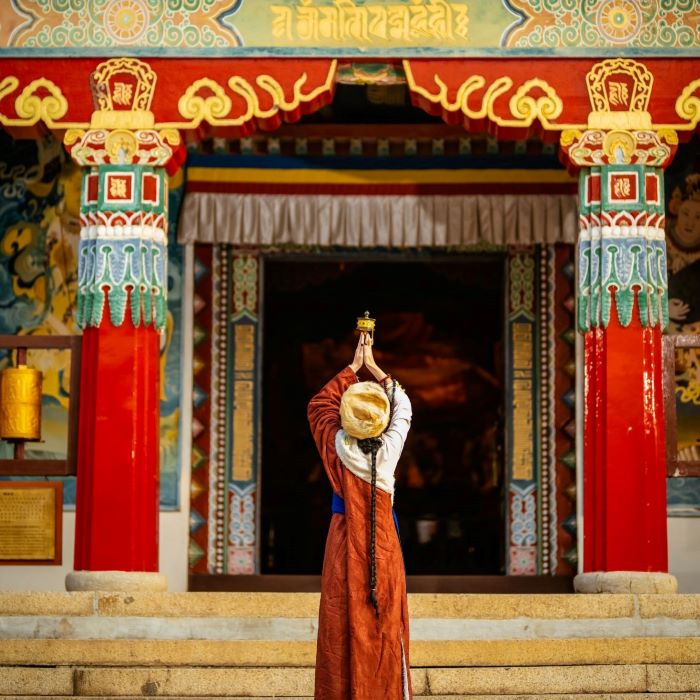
[{"x1": 179, "y1": 192, "x2": 578, "y2": 248}]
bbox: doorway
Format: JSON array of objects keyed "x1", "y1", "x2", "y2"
[{"x1": 261, "y1": 252, "x2": 506, "y2": 576}]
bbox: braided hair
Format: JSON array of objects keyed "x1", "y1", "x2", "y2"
[{"x1": 357, "y1": 378, "x2": 396, "y2": 618}]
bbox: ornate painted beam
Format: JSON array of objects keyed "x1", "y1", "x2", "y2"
[
  {"x1": 0, "y1": 57, "x2": 697, "y2": 141},
  {"x1": 0, "y1": 57, "x2": 338, "y2": 135},
  {"x1": 404, "y1": 58, "x2": 700, "y2": 141},
  {"x1": 0, "y1": 1, "x2": 698, "y2": 58}
]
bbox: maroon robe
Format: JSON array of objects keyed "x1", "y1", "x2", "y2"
[{"x1": 308, "y1": 367, "x2": 412, "y2": 700}]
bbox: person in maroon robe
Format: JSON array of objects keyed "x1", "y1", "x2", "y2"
[{"x1": 308, "y1": 332, "x2": 413, "y2": 700}]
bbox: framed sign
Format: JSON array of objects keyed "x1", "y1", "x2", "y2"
[{"x1": 0, "y1": 481, "x2": 62, "y2": 565}]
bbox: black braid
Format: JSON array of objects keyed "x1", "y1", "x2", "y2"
[
  {"x1": 357, "y1": 378, "x2": 396, "y2": 619},
  {"x1": 357, "y1": 436, "x2": 381, "y2": 617}
]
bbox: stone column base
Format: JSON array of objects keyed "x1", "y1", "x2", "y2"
[
  {"x1": 65, "y1": 570, "x2": 168, "y2": 592},
  {"x1": 574, "y1": 571, "x2": 678, "y2": 594}
]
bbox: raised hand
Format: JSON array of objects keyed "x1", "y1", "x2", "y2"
[
  {"x1": 349, "y1": 332, "x2": 368, "y2": 373},
  {"x1": 363, "y1": 335, "x2": 386, "y2": 382}
]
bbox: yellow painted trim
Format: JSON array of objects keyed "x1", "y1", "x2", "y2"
[
  {"x1": 657, "y1": 77, "x2": 700, "y2": 132},
  {"x1": 156, "y1": 59, "x2": 338, "y2": 130},
  {"x1": 402, "y1": 60, "x2": 586, "y2": 133},
  {"x1": 187, "y1": 166, "x2": 576, "y2": 185},
  {"x1": 0, "y1": 76, "x2": 89, "y2": 130},
  {"x1": 403, "y1": 60, "x2": 700, "y2": 136}
]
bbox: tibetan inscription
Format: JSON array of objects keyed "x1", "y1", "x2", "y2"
[
  {"x1": 271, "y1": 0, "x2": 468, "y2": 44},
  {"x1": 0, "y1": 484, "x2": 60, "y2": 562},
  {"x1": 512, "y1": 321, "x2": 534, "y2": 481},
  {"x1": 232, "y1": 323, "x2": 255, "y2": 482}
]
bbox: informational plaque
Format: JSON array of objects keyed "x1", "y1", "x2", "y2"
[{"x1": 0, "y1": 482, "x2": 62, "y2": 565}]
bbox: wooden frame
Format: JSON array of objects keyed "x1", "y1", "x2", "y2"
[
  {"x1": 0, "y1": 335, "x2": 81, "y2": 476},
  {"x1": 664, "y1": 333, "x2": 700, "y2": 477},
  {"x1": 0, "y1": 481, "x2": 63, "y2": 565}
]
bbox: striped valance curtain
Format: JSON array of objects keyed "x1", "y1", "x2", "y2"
[{"x1": 179, "y1": 155, "x2": 579, "y2": 248}]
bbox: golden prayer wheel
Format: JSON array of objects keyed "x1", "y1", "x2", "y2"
[
  {"x1": 356, "y1": 311, "x2": 376, "y2": 344},
  {"x1": 0, "y1": 365, "x2": 42, "y2": 441}
]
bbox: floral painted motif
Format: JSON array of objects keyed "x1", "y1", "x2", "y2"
[
  {"x1": 1, "y1": 0, "x2": 697, "y2": 52},
  {"x1": 76, "y1": 236, "x2": 167, "y2": 329},
  {"x1": 597, "y1": 0, "x2": 643, "y2": 44},
  {"x1": 2, "y1": 0, "x2": 243, "y2": 49},
  {"x1": 505, "y1": 0, "x2": 700, "y2": 49}
]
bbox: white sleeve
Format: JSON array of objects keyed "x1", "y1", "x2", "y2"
[{"x1": 378, "y1": 387, "x2": 412, "y2": 471}]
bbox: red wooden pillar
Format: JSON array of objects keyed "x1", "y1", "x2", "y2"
[
  {"x1": 583, "y1": 315, "x2": 668, "y2": 573},
  {"x1": 73, "y1": 319, "x2": 160, "y2": 573},
  {"x1": 64, "y1": 122, "x2": 177, "y2": 590},
  {"x1": 565, "y1": 130, "x2": 678, "y2": 592}
]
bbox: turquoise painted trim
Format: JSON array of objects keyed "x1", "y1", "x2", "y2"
[
  {"x1": 76, "y1": 237, "x2": 168, "y2": 330},
  {"x1": 577, "y1": 166, "x2": 669, "y2": 333},
  {"x1": 601, "y1": 164, "x2": 646, "y2": 212},
  {"x1": 98, "y1": 167, "x2": 139, "y2": 212},
  {"x1": 96, "y1": 166, "x2": 166, "y2": 214},
  {"x1": 579, "y1": 165, "x2": 665, "y2": 216},
  {"x1": 1, "y1": 46, "x2": 699, "y2": 58}
]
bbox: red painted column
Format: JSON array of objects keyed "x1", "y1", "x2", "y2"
[
  {"x1": 64, "y1": 109, "x2": 178, "y2": 588},
  {"x1": 73, "y1": 318, "x2": 160, "y2": 571},
  {"x1": 583, "y1": 312, "x2": 668, "y2": 572},
  {"x1": 565, "y1": 129, "x2": 678, "y2": 587}
]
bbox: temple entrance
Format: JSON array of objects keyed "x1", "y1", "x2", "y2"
[{"x1": 261, "y1": 253, "x2": 505, "y2": 576}]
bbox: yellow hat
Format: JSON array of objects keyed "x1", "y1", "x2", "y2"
[{"x1": 340, "y1": 381, "x2": 390, "y2": 440}]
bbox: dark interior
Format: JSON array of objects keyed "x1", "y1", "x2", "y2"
[{"x1": 261, "y1": 254, "x2": 506, "y2": 575}]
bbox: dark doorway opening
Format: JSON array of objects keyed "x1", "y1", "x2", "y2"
[{"x1": 261, "y1": 253, "x2": 505, "y2": 576}]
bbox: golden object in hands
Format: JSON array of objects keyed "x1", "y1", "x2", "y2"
[
  {"x1": 356, "y1": 311, "x2": 376, "y2": 344},
  {"x1": 0, "y1": 365, "x2": 42, "y2": 441}
]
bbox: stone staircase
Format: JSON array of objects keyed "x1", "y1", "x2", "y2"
[{"x1": 1, "y1": 591, "x2": 700, "y2": 697}]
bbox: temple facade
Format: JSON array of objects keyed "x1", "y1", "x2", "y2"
[{"x1": 0, "y1": 1, "x2": 698, "y2": 599}]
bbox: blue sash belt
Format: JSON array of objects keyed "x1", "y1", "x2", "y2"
[{"x1": 331, "y1": 492, "x2": 401, "y2": 541}]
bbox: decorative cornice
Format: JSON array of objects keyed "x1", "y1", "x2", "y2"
[
  {"x1": 561, "y1": 129, "x2": 678, "y2": 168},
  {"x1": 1, "y1": 57, "x2": 338, "y2": 136},
  {"x1": 159, "y1": 60, "x2": 338, "y2": 130},
  {"x1": 64, "y1": 128, "x2": 179, "y2": 167},
  {"x1": 403, "y1": 60, "x2": 583, "y2": 132}
]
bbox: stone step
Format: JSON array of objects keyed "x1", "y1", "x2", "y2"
[
  {"x1": 2, "y1": 665, "x2": 700, "y2": 697},
  {"x1": 7, "y1": 697, "x2": 700, "y2": 700},
  {"x1": 3, "y1": 593, "x2": 700, "y2": 647},
  {"x1": 2, "y1": 637, "x2": 700, "y2": 667},
  {"x1": 2, "y1": 591, "x2": 697, "y2": 620}
]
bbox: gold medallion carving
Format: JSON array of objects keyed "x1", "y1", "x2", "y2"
[
  {"x1": 585, "y1": 58, "x2": 653, "y2": 130},
  {"x1": 105, "y1": 129, "x2": 140, "y2": 162},
  {"x1": 63, "y1": 58, "x2": 180, "y2": 165}
]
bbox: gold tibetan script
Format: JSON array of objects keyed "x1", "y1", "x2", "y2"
[
  {"x1": 608, "y1": 82, "x2": 629, "y2": 108},
  {"x1": 613, "y1": 177, "x2": 632, "y2": 198},
  {"x1": 0, "y1": 485, "x2": 57, "y2": 561},
  {"x1": 511, "y1": 322, "x2": 533, "y2": 481},
  {"x1": 112, "y1": 82, "x2": 134, "y2": 106},
  {"x1": 232, "y1": 324, "x2": 255, "y2": 482},
  {"x1": 271, "y1": 0, "x2": 469, "y2": 43}
]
